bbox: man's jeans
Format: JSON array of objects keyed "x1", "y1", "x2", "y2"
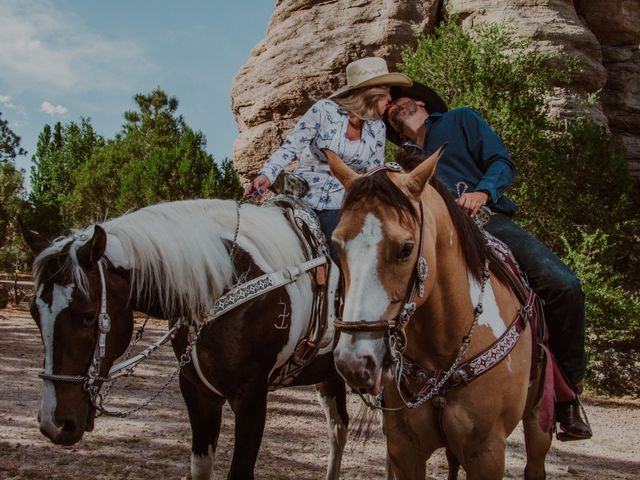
[{"x1": 485, "y1": 213, "x2": 588, "y2": 386}]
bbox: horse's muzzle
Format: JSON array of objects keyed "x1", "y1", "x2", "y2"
[{"x1": 334, "y1": 347, "x2": 382, "y2": 393}]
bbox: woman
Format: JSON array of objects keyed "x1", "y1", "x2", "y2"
[{"x1": 245, "y1": 56, "x2": 412, "y2": 260}]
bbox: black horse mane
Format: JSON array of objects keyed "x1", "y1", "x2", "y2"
[{"x1": 342, "y1": 149, "x2": 508, "y2": 285}]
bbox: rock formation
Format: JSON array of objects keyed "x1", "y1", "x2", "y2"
[
  {"x1": 231, "y1": 0, "x2": 640, "y2": 178},
  {"x1": 577, "y1": 0, "x2": 640, "y2": 176}
]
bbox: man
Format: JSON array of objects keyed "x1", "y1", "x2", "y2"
[{"x1": 385, "y1": 82, "x2": 592, "y2": 440}]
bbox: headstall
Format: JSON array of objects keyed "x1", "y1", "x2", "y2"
[
  {"x1": 38, "y1": 257, "x2": 185, "y2": 410},
  {"x1": 333, "y1": 162, "x2": 428, "y2": 337}
]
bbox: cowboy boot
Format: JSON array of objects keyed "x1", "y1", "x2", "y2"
[{"x1": 556, "y1": 381, "x2": 592, "y2": 441}]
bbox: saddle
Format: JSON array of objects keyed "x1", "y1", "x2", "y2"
[
  {"x1": 263, "y1": 186, "x2": 337, "y2": 389},
  {"x1": 485, "y1": 232, "x2": 579, "y2": 436}
]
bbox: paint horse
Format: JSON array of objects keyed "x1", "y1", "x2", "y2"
[
  {"x1": 22, "y1": 199, "x2": 348, "y2": 480},
  {"x1": 326, "y1": 147, "x2": 552, "y2": 479}
]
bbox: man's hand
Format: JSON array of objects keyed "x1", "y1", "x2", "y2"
[
  {"x1": 244, "y1": 174, "x2": 271, "y2": 199},
  {"x1": 457, "y1": 191, "x2": 489, "y2": 217}
]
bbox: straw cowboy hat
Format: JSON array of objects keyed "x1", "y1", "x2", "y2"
[
  {"x1": 329, "y1": 56, "x2": 412, "y2": 99},
  {"x1": 384, "y1": 81, "x2": 449, "y2": 145}
]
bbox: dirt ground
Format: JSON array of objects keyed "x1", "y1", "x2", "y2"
[{"x1": 1, "y1": 304, "x2": 639, "y2": 480}]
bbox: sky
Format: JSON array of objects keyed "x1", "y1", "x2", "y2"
[{"x1": 0, "y1": 0, "x2": 275, "y2": 190}]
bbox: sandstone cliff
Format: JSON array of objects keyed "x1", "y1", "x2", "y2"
[{"x1": 231, "y1": 0, "x2": 640, "y2": 178}]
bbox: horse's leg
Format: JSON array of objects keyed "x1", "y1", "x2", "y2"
[
  {"x1": 446, "y1": 449, "x2": 461, "y2": 480},
  {"x1": 461, "y1": 435, "x2": 506, "y2": 480},
  {"x1": 385, "y1": 419, "x2": 430, "y2": 480},
  {"x1": 522, "y1": 407, "x2": 552, "y2": 479},
  {"x1": 227, "y1": 380, "x2": 269, "y2": 480},
  {"x1": 381, "y1": 415, "x2": 395, "y2": 480},
  {"x1": 385, "y1": 452, "x2": 396, "y2": 480},
  {"x1": 180, "y1": 372, "x2": 225, "y2": 480},
  {"x1": 315, "y1": 377, "x2": 349, "y2": 480},
  {"x1": 387, "y1": 443, "x2": 431, "y2": 480}
]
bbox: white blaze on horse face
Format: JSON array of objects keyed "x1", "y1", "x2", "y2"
[
  {"x1": 36, "y1": 283, "x2": 74, "y2": 429},
  {"x1": 342, "y1": 213, "x2": 391, "y2": 324},
  {"x1": 468, "y1": 271, "x2": 506, "y2": 338}
]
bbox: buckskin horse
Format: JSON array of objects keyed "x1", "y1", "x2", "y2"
[
  {"x1": 325, "y1": 147, "x2": 553, "y2": 479},
  {"x1": 21, "y1": 198, "x2": 348, "y2": 480}
]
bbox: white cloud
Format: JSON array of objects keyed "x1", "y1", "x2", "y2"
[
  {"x1": 0, "y1": 94, "x2": 17, "y2": 109},
  {"x1": 40, "y1": 101, "x2": 67, "y2": 116},
  {"x1": 0, "y1": 0, "x2": 150, "y2": 91}
]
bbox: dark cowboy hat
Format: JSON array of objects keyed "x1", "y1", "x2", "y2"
[{"x1": 384, "y1": 81, "x2": 448, "y2": 145}]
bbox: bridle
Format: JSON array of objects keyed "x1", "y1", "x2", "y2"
[
  {"x1": 38, "y1": 258, "x2": 115, "y2": 386},
  {"x1": 38, "y1": 256, "x2": 184, "y2": 415},
  {"x1": 333, "y1": 162, "x2": 429, "y2": 341}
]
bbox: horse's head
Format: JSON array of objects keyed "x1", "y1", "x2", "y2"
[
  {"x1": 326, "y1": 146, "x2": 445, "y2": 395},
  {"x1": 21, "y1": 223, "x2": 134, "y2": 445}
]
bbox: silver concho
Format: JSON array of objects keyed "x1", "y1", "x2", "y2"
[
  {"x1": 384, "y1": 162, "x2": 404, "y2": 172},
  {"x1": 474, "y1": 206, "x2": 492, "y2": 228},
  {"x1": 417, "y1": 256, "x2": 428, "y2": 297},
  {"x1": 417, "y1": 256, "x2": 428, "y2": 281}
]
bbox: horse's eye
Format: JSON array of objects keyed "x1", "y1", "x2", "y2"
[
  {"x1": 82, "y1": 312, "x2": 97, "y2": 326},
  {"x1": 397, "y1": 242, "x2": 414, "y2": 260}
]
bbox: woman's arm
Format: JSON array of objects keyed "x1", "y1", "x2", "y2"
[{"x1": 259, "y1": 101, "x2": 326, "y2": 184}]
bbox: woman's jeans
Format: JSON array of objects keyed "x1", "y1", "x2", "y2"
[
  {"x1": 315, "y1": 209, "x2": 341, "y2": 266},
  {"x1": 485, "y1": 213, "x2": 587, "y2": 386}
]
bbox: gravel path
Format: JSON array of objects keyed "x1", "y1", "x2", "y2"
[{"x1": 1, "y1": 304, "x2": 638, "y2": 479}]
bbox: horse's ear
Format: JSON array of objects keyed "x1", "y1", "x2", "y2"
[
  {"x1": 18, "y1": 218, "x2": 50, "y2": 255},
  {"x1": 76, "y1": 225, "x2": 107, "y2": 267},
  {"x1": 407, "y1": 143, "x2": 448, "y2": 196},
  {"x1": 323, "y1": 149, "x2": 359, "y2": 190}
]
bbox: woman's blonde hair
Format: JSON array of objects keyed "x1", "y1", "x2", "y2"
[{"x1": 333, "y1": 85, "x2": 389, "y2": 121}]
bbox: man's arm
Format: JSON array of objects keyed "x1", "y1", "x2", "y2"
[{"x1": 462, "y1": 108, "x2": 516, "y2": 205}]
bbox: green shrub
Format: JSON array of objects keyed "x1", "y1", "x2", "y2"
[{"x1": 562, "y1": 230, "x2": 640, "y2": 340}]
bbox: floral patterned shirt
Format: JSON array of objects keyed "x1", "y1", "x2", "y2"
[{"x1": 259, "y1": 99, "x2": 386, "y2": 210}]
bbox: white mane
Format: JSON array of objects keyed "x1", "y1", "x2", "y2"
[{"x1": 34, "y1": 199, "x2": 310, "y2": 321}]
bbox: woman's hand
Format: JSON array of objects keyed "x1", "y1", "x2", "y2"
[
  {"x1": 457, "y1": 191, "x2": 489, "y2": 217},
  {"x1": 244, "y1": 174, "x2": 271, "y2": 198}
]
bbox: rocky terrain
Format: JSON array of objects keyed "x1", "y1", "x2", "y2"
[{"x1": 231, "y1": 0, "x2": 640, "y2": 178}]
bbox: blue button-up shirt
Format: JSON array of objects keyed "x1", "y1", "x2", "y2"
[
  {"x1": 260, "y1": 99, "x2": 385, "y2": 210},
  {"x1": 411, "y1": 107, "x2": 517, "y2": 216}
]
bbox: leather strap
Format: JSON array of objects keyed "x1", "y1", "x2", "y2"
[
  {"x1": 203, "y1": 255, "x2": 326, "y2": 323},
  {"x1": 334, "y1": 319, "x2": 396, "y2": 332}
]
